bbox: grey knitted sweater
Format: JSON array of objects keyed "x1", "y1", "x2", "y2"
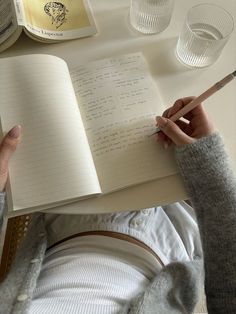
[{"x1": 0, "y1": 132, "x2": 236, "y2": 313}]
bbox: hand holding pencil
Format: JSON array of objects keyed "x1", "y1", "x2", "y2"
[
  {"x1": 154, "y1": 71, "x2": 236, "y2": 148},
  {"x1": 155, "y1": 97, "x2": 215, "y2": 148}
]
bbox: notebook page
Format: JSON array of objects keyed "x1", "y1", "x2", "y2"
[
  {"x1": 0, "y1": 55, "x2": 101, "y2": 212},
  {"x1": 71, "y1": 53, "x2": 178, "y2": 193}
]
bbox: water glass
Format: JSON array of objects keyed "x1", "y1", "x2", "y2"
[
  {"x1": 130, "y1": 0, "x2": 174, "y2": 34},
  {"x1": 176, "y1": 4, "x2": 234, "y2": 68}
]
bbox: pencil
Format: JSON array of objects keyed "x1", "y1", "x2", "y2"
[{"x1": 150, "y1": 70, "x2": 236, "y2": 136}]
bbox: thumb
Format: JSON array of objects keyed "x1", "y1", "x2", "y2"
[
  {"x1": 156, "y1": 116, "x2": 193, "y2": 146},
  {"x1": 0, "y1": 125, "x2": 21, "y2": 191}
]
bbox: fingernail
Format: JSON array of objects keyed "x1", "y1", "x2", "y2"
[
  {"x1": 8, "y1": 125, "x2": 21, "y2": 139},
  {"x1": 157, "y1": 116, "x2": 168, "y2": 129}
]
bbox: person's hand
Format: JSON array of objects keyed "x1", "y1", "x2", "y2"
[
  {"x1": 0, "y1": 125, "x2": 21, "y2": 192},
  {"x1": 155, "y1": 97, "x2": 215, "y2": 148}
]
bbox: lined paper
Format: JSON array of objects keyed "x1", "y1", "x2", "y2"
[
  {"x1": 72, "y1": 53, "x2": 178, "y2": 193},
  {"x1": 0, "y1": 55, "x2": 101, "y2": 211}
]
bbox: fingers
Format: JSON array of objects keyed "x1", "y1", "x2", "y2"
[
  {"x1": 163, "y1": 97, "x2": 196, "y2": 120},
  {"x1": 155, "y1": 96, "x2": 216, "y2": 148},
  {"x1": 156, "y1": 116, "x2": 194, "y2": 146},
  {"x1": 157, "y1": 97, "x2": 196, "y2": 147},
  {"x1": 167, "y1": 97, "x2": 196, "y2": 118},
  {"x1": 165, "y1": 97, "x2": 210, "y2": 124},
  {"x1": 0, "y1": 125, "x2": 21, "y2": 191}
]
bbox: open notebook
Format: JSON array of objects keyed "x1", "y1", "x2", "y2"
[{"x1": 0, "y1": 52, "x2": 178, "y2": 215}]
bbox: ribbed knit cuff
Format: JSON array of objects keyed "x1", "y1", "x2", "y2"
[
  {"x1": 174, "y1": 132, "x2": 230, "y2": 195},
  {"x1": 173, "y1": 132, "x2": 236, "y2": 215},
  {"x1": 175, "y1": 132, "x2": 224, "y2": 170}
]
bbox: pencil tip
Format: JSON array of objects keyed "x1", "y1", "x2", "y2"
[{"x1": 232, "y1": 70, "x2": 236, "y2": 77}]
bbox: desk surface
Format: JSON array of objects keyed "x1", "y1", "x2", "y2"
[{"x1": 2, "y1": 0, "x2": 236, "y2": 215}]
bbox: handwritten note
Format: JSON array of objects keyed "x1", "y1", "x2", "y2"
[
  {"x1": 72, "y1": 53, "x2": 178, "y2": 193},
  {"x1": 86, "y1": 115, "x2": 154, "y2": 158}
]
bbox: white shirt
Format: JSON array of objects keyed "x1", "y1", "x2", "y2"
[{"x1": 29, "y1": 235, "x2": 162, "y2": 314}]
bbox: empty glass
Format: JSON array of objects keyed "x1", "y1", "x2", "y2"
[
  {"x1": 176, "y1": 4, "x2": 234, "y2": 68},
  {"x1": 129, "y1": 0, "x2": 174, "y2": 34}
]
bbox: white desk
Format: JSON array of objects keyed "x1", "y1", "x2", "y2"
[{"x1": 1, "y1": 0, "x2": 236, "y2": 214}]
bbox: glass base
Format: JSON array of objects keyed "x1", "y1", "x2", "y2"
[{"x1": 129, "y1": 10, "x2": 170, "y2": 35}]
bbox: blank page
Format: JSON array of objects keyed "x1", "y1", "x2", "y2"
[
  {"x1": 71, "y1": 53, "x2": 178, "y2": 193},
  {"x1": 0, "y1": 55, "x2": 101, "y2": 212}
]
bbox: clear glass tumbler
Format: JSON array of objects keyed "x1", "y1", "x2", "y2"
[
  {"x1": 130, "y1": 0, "x2": 174, "y2": 34},
  {"x1": 176, "y1": 4, "x2": 234, "y2": 68}
]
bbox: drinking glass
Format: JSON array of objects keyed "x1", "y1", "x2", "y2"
[
  {"x1": 176, "y1": 4, "x2": 234, "y2": 68},
  {"x1": 130, "y1": 0, "x2": 174, "y2": 34}
]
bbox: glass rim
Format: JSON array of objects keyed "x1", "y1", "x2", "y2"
[{"x1": 186, "y1": 3, "x2": 234, "y2": 41}]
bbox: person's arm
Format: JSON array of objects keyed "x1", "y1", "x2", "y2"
[
  {"x1": 176, "y1": 133, "x2": 236, "y2": 313},
  {"x1": 156, "y1": 98, "x2": 236, "y2": 313},
  {"x1": 0, "y1": 125, "x2": 21, "y2": 227}
]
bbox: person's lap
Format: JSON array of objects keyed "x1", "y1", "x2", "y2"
[{"x1": 44, "y1": 201, "x2": 202, "y2": 265}]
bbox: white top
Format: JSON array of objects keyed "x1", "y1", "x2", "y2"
[
  {"x1": 29, "y1": 202, "x2": 203, "y2": 313},
  {"x1": 29, "y1": 235, "x2": 162, "y2": 314}
]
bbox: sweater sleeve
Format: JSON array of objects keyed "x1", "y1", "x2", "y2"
[{"x1": 175, "y1": 132, "x2": 236, "y2": 314}]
